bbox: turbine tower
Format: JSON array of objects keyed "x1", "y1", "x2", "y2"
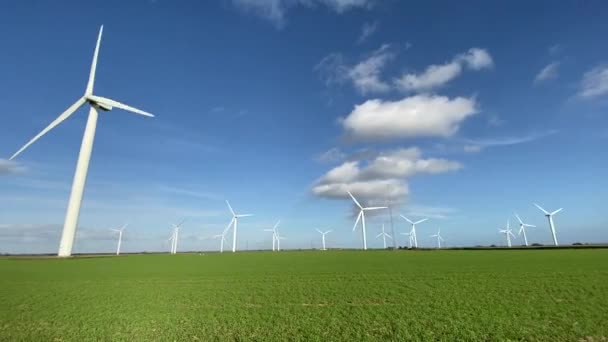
[
  {"x1": 515, "y1": 213, "x2": 536, "y2": 247},
  {"x1": 316, "y1": 229, "x2": 332, "y2": 251},
  {"x1": 400, "y1": 215, "x2": 428, "y2": 248},
  {"x1": 8, "y1": 26, "x2": 154, "y2": 257},
  {"x1": 376, "y1": 224, "x2": 392, "y2": 249},
  {"x1": 213, "y1": 234, "x2": 228, "y2": 253},
  {"x1": 400, "y1": 232, "x2": 413, "y2": 248},
  {"x1": 348, "y1": 190, "x2": 387, "y2": 250},
  {"x1": 169, "y1": 221, "x2": 185, "y2": 254},
  {"x1": 499, "y1": 220, "x2": 515, "y2": 248},
  {"x1": 430, "y1": 228, "x2": 444, "y2": 249},
  {"x1": 264, "y1": 220, "x2": 281, "y2": 251},
  {"x1": 275, "y1": 227, "x2": 286, "y2": 251},
  {"x1": 225, "y1": 200, "x2": 253, "y2": 253},
  {"x1": 534, "y1": 203, "x2": 563, "y2": 246},
  {"x1": 110, "y1": 223, "x2": 128, "y2": 256}
]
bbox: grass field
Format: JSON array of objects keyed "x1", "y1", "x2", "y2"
[{"x1": 0, "y1": 250, "x2": 607, "y2": 341}]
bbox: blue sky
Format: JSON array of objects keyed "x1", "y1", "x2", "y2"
[{"x1": 1, "y1": 0, "x2": 607, "y2": 254}]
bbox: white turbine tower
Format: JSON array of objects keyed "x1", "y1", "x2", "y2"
[
  {"x1": 264, "y1": 220, "x2": 281, "y2": 251},
  {"x1": 110, "y1": 223, "x2": 128, "y2": 256},
  {"x1": 275, "y1": 227, "x2": 287, "y2": 251},
  {"x1": 169, "y1": 220, "x2": 185, "y2": 255},
  {"x1": 515, "y1": 213, "x2": 536, "y2": 247},
  {"x1": 348, "y1": 190, "x2": 387, "y2": 250},
  {"x1": 213, "y1": 234, "x2": 228, "y2": 253},
  {"x1": 8, "y1": 26, "x2": 154, "y2": 257},
  {"x1": 499, "y1": 220, "x2": 516, "y2": 248},
  {"x1": 316, "y1": 229, "x2": 332, "y2": 251},
  {"x1": 430, "y1": 228, "x2": 444, "y2": 249},
  {"x1": 400, "y1": 232, "x2": 414, "y2": 248},
  {"x1": 400, "y1": 215, "x2": 427, "y2": 248},
  {"x1": 534, "y1": 203, "x2": 563, "y2": 246},
  {"x1": 376, "y1": 224, "x2": 392, "y2": 249},
  {"x1": 225, "y1": 200, "x2": 253, "y2": 253}
]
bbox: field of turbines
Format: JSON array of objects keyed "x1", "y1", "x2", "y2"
[{"x1": 1, "y1": 249, "x2": 607, "y2": 341}]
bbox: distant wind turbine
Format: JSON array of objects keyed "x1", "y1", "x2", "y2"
[
  {"x1": 348, "y1": 190, "x2": 387, "y2": 250},
  {"x1": 8, "y1": 26, "x2": 154, "y2": 257},
  {"x1": 225, "y1": 200, "x2": 253, "y2": 253},
  {"x1": 400, "y1": 231, "x2": 413, "y2": 248},
  {"x1": 110, "y1": 223, "x2": 128, "y2": 255},
  {"x1": 275, "y1": 227, "x2": 286, "y2": 251},
  {"x1": 534, "y1": 203, "x2": 563, "y2": 246},
  {"x1": 499, "y1": 220, "x2": 516, "y2": 248},
  {"x1": 430, "y1": 228, "x2": 444, "y2": 249},
  {"x1": 400, "y1": 215, "x2": 427, "y2": 248},
  {"x1": 264, "y1": 220, "x2": 281, "y2": 251},
  {"x1": 316, "y1": 229, "x2": 332, "y2": 251},
  {"x1": 514, "y1": 213, "x2": 536, "y2": 247},
  {"x1": 169, "y1": 220, "x2": 185, "y2": 254},
  {"x1": 376, "y1": 224, "x2": 392, "y2": 249}
]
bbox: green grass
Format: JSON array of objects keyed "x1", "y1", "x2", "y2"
[{"x1": 0, "y1": 250, "x2": 607, "y2": 341}]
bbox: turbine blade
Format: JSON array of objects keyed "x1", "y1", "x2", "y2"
[
  {"x1": 237, "y1": 214, "x2": 253, "y2": 218},
  {"x1": 551, "y1": 208, "x2": 563, "y2": 215},
  {"x1": 87, "y1": 95, "x2": 154, "y2": 117},
  {"x1": 375, "y1": 232, "x2": 382, "y2": 238},
  {"x1": 121, "y1": 223, "x2": 129, "y2": 231},
  {"x1": 400, "y1": 215, "x2": 414, "y2": 224},
  {"x1": 316, "y1": 229, "x2": 323, "y2": 234},
  {"x1": 85, "y1": 25, "x2": 103, "y2": 95},
  {"x1": 534, "y1": 203, "x2": 550, "y2": 215},
  {"x1": 326, "y1": 230, "x2": 333, "y2": 234},
  {"x1": 226, "y1": 200, "x2": 235, "y2": 216},
  {"x1": 385, "y1": 234, "x2": 392, "y2": 239},
  {"x1": 273, "y1": 220, "x2": 281, "y2": 229},
  {"x1": 347, "y1": 190, "x2": 363, "y2": 209},
  {"x1": 414, "y1": 218, "x2": 428, "y2": 224},
  {"x1": 515, "y1": 213, "x2": 523, "y2": 225},
  {"x1": 364, "y1": 206, "x2": 388, "y2": 211},
  {"x1": 9, "y1": 97, "x2": 86, "y2": 160},
  {"x1": 353, "y1": 211, "x2": 362, "y2": 232},
  {"x1": 525, "y1": 224, "x2": 536, "y2": 228}
]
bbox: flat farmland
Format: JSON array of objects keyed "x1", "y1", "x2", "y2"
[{"x1": 0, "y1": 250, "x2": 606, "y2": 341}]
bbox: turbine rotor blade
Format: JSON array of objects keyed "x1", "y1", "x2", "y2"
[
  {"x1": 85, "y1": 25, "x2": 103, "y2": 95},
  {"x1": 226, "y1": 200, "x2": 235, "y2": 216},
  {"x1": 316, "y1": 229, "x2": 323, "y2": 234},
  {"x1": 353, "y1": 211, "x2": 362, "y2": 232},
  {"x1": 347, "y1": 190, "x2": 363, "y2": 209},
  {"x1": 86, "y1": 95, "x2": 154, "y2": 117},
  {"x1": 414, "y1": 218, "x2": 428, "y2": 224},
  {"x1": 9, "y1": 97, "x2": 86, "y2": 160},
  {"x1": 551, "y1": 208, "x2": 563, "y2": 215},
  {"x1": 237, "y1": 214, "x2": 253, "y2": 218},
  {"x1": 534, "y1": 203, "x2": 550, "y2": 215},
  {"x1": 515, "y1": 213, "x2": 523, "y2": 225},
  {"x1": 273, "y1": 220, "x2": 281, "y2": 229},
  {"x1": 400, "y1": 215, "x2": 414, "y2": 224},
  {"x1": 375, "y1": 232, "x2": 382, "y2": 238},
  {"x1": 364, "y1": 206, "x2": 388, "y2": 211}
]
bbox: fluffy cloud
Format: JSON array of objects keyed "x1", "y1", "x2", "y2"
[
  {"x1": 395, "y1": 48, "x2": 493, "y2": 92},
  {"x1": 340, "y1": 94, "x2": 478, "y2": 141},
  {"x1": 232, "y1": 0, "x2": 373, "y2": 27},
  {"x1": 312, "y1": 147, "x2": 462, "y2": 202},
  {"x1": 316, "y1": 44, "x2": 394, "y2": 94},
  {"x1": 534, "y1": 62, "x2": 560, "y2": 83},
  {"x1": 578, "y1": 65, "x2": 608, "y2": 99},
  {"x1": 0, "y1": 159, "x2": 26, "y2": 175},
  {"x1": 357, "y1": 21, "x2": 378, "y2": 44}
]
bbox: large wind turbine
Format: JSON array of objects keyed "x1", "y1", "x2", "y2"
[
  {"x1": 514, "y1": 213, "x2": 536, "y2": 247},
  {"x1": 348, "y1": 190, "x2": 387, "y2": 250},
  {"x1": 534, "y1": 203, "x2": 563, "y2": 246},
  {"x1": 264, "y1": 220, "x2": 281, "y2": 251},
  {"x1": 376, "y1": 224, "x2": 392, "y2": 249},
  {"x1": 430, "y1": 228, "x2": 444, "y2": 249},
  {"x1": 316, "y1": 229, "x2": 332, "y2": 251},
  {"x1": 499, "y1": 220, "x2": 516, "y2": 248},
  {"x1": 8, "y1": 26, "x2": 154, "y2": 257},
  {"x1": 225, "y1": 200, "x2": 253, "y2": 253},
  {"x1": 400, "y1": 215, "x2": 427, "y2": 248},
  {"x1": 110, "y1": 223, "x2": 128, "y2": 256}
]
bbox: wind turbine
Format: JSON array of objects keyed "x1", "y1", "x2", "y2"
[
  {"x1": 169, "y1": 220, "x2": 185, "y2": 254},
  {"x1": 275, "y1": 227, "x2": 287, "y2": 251},
  {"x1": 348, "y1": 190, "x2": 387, "y2": 250},
  {"x1": 264, "y1": 220, "x2": 281, "y2": 251},
  {"x1": 7, "y1": 26, "x2": 154, "y2": 257},
  {"x1": 430, "y1": 228, "x2": 444, "y2": 249},
  {"x1": 376, "y1": 224, "x2": 392, "y2": 249},
  {"x1": 534, "y1": 203, "x2": 563, "y2": 246},
  {"x1": 400, "y1": 215, "x2": 427, "y2": 248},
  {"x1": 499, "y1": 220, "x2": 516, "y2": 248},
  {"x1": 514, "y1": 213, "x2": 536, "y2": 247},
  {"x1": 400, "y1": 232, "x2": 413, "y2": 248},
  {"x1": 110, "y1": 223, "x2": 128, "y2": 255},
  {"x1": 225, "y1": 200, "x2": 253, "y2": 253},
  {"x1": 316, "y1": 229, "x2": 332, "y2": 251}
]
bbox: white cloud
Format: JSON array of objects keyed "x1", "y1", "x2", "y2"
[
  {"x1": 463, "y1": 145, "x2": 482, "y2": 153},
  {"x1": 315, "y1": 44, "x2": 394, "y2": 94},
  {"x1": 340, "y1": 94, "x2": 478, "y2": 141},
  {"x1": 0, "y1": 159, "x2": 26, "y2": 175},
  {"x1": 315, "y1": 147, "x2": 346, "y2": 163},
  {"x1": 463, "y1": 130, "x2": 558, "y2": 152},
  {"x1": 232, "y1": 0, "x2": 373, "y2": 28},
  {"x1": 534, "y1": 62, "x2": 560, "y2": 83},
  {"x1": 312, "y1": 147, "x2": 461, "y2": 202},
  {"x1": 578, "y1": 65, "x2": 608, "y2": 99},
  {"x1": 357, "y1": 21, "x2": 378, "y2": 44},
  {"x1": 395, "y1": 48, "x2": 493, "y2": 92}
]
